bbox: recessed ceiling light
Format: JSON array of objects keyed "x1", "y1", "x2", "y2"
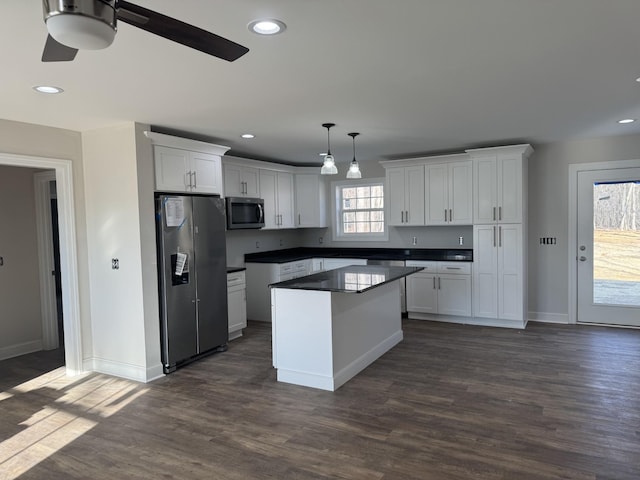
[
  {"x1": 33, "y1": 85, "x2": 64, "y2": 94},
  {"x1": 248, "y1": 19, "x2": 286, "y2": 35},
  {"x1": 241, "y1": 133, "x2": 255, "y2": 139},
  {"x1": 618, "y1": 118, "x2": 636, "y2": 124}
]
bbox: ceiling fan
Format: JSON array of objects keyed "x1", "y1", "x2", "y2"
[{"x1": 41, "y1": 0, "x2": 249, "y2": 62}]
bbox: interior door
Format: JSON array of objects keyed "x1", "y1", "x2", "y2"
[{"x1": 577, "y1": 168, "x2": 640, "y2": 326}]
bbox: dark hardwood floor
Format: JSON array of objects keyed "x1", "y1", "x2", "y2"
[{"x1": 1, "y1": 320, "x2": 639, "y2": 479}]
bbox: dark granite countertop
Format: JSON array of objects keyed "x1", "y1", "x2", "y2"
[
  {"x1": 245, "y1": 247, "x2": 472, "y2": 264},
  {"x1": 270, "y1": 265, "x2": 424, "y2": 293},
  {"x1": 227, "y1": 266, "x2": 247, "y2": 273}
]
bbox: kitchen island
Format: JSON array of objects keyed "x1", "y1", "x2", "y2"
[{"x1": 270, "y1": 264, "x2": 422, "y2": 391}]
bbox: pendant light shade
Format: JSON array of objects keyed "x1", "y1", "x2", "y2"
[
  {"x1": 346, "y1": 132, "x2": 362, "y2": 179},
  {"x1": 320, "y1": 123, "x2": 338, "y2": 175}
]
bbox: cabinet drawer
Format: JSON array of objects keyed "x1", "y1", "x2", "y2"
[
  {"x1": 227, "y1": 271, "x2": 246, "y2": 287},
  {"x1": 405, "y1": 260, "x2": 437, "y2": 273},
  {"x1": 437, "y1": 262, "x2": 471, "y2": 275},
  {"x1": 280, "y1": 260, "x2": 309, "y2": 275}
]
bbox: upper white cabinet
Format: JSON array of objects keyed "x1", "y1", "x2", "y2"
[
  {"x1": 147, "y1": 132, "x2": 228, "y2": 195},
  {"x1": 260, "y1": 170, "x2": 294, "y2": 229},
  {"x1": 295, "y1": 174, "x2": 327, "y2": 228},
  {"x1": 223, "y1": 162, "x2": 260, "y2": 198},
  {"x1": 425, "y1": 161, "x2": 472, "y2": 225},
  {"x1": 386, "y1": 165, "x2": 425, "y2": 226},
  {"x1": 468, "y1": 145, "x2": 533, "y2": 224}
]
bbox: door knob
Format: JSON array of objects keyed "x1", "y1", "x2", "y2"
[{"x1": 579, "y1": 256, "x2": 587, "y2": 262}]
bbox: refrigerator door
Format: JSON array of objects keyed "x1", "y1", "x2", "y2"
[
  {"x1": 193, "y1": 196, "x2": 229, "y2": 352},
  {"x1": 157, "y1": 195, "x2": 198, "y2": 369}
]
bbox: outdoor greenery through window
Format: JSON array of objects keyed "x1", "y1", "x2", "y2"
[{"x1": 339, "y1": 183, "x2": 384, "y2": 236}]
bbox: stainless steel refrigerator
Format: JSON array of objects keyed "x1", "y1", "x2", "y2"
[{"x1": 156, "y1": 194, "x2": 228, "y2": 373}]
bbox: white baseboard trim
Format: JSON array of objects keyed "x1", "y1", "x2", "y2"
[
  {"x1": 277, "y1": 330, "x2": 403, "y2": 392},
  {"x1": 528, "y1": 312, "x2": 570, "y2": 324},
  {"x1": 0, "y1": 339, "x2": 43, "y2": 361},
  {"x1": 407, "y1": 313, "x2": 526, "y2": 329},
  {"x1": 84, "y1": 357, "x2": 165, "y2": 383}
]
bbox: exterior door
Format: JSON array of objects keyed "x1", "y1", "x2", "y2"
[{"x1": 577, "y1": 168, "x2": 640, "y2": 326}]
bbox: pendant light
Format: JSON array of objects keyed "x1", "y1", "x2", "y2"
[
  {"x1": 346, "y1": 132, "x2": 362, "y2": 179},
  {"x1": 320, "y1": 123, "x2": 338, "y2": 175}
]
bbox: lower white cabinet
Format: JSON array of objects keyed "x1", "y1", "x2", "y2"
[
  {"x1": 246, "y1": 260, "x2": 311, "y2": 322},
  {"x1": 473, "y1": 224, "x2": 524, "y2": 323},
  {"x1": 227, "y1": 270, "x2": 247, "y2": 340},
  {"x1": 405, "y1": 261, "x2": 472, "y2": 317}
]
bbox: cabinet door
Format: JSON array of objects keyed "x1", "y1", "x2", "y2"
[
  {"x1": 448, "y1": 161, "x2": 473, "y2": 225},
  {"x1": 473, "y1": 225, "x2": 498, "y2": 318},
  {"x1": 223, "y1": 163, "x2": 243, "y2": 197},
  {"x1": 497, "y1": 224, "x2": 523, "y2": 320},
  {"x1": 405, "y1": 165, "x2": 425, "y2": 225},
  {"x1": 277, "y1": 172, "x2": 295, "y2": 228},
  {"x1": 406, "y1": 272, "x2": 438, "y2": 313},
  {"x1": 190, "y1": 152, "x2": 222, "y2": 194},
  {"x1": 259, "y1": 170, "x2": 278, "y2": 229},
  {"x1": 227, "y1": 286, "x2": 247, "y2": 332},
  {"x1": 498, "y1": 156, "x2": 522, "y2": 223},
  {"x1": 295, "y1": 174, "x2": 327, "y2": 228},
  {"x1": 425, "y1": 163, "x2": 448, "y2": 225},
  {"x1": 473, "y1": 156, "x2": 498, "y2": 224},
  {"x1": 243, "y1": 167, "x2": 260, "y2": 198},
  {"x1": 437, "y1": 274, "x2": 472, "y2": 316},
  {"x1": 386, "y1": 167, "x2": 406, "y2": 225},
  {"x1": 154, "y1": 146, "x2": 190, "y2": 192}
]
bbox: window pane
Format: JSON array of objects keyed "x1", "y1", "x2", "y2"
[
  {"x1": 343, "y1": 212, "x2": 356, "y2": 222},
  {"x1": 356, "y1": 198, "x2": 371, "y2": 209},
  {"x1": 356, "y1": 223, "x2": 371, "y2": 233},
  {"x1": 343, "y1": 187, "x2": 356, "y2": 199},
  {"x1": 343, "y1": 198, "x2": 355, "y2": 210},
  {"x1": 371, "y1": 222, "x2": 384, "y2": 232},
  {"x1": 356, "y1": 211, "x2": 370, "y2": 222},
  {"x1": 371, "y1": 197, "x2": 384, "y2": 208},
  {"x1": 356, "y1": 186, "x2": 370, "y2": 198},
  {"x1": 344, "y1": 222, "x2": 356, "y2": 233},
  {"x1": 371, "y1": 211, "x2": 384, "y2": 221},
  {"x1": 371, "y1": 185, "x2": 383, "y2": 197}
]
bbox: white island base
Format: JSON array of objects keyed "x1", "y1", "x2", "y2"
[{"x1": 271, "y1": 281, "x2": 403, "y2": 391}]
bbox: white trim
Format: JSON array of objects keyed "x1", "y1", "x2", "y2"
[
  {"x1": 567, "y1": 158, "x2": 640, "y2": 325},
  {"x1": 144, "y1": 131, "x2": 229, "y2": 156},
  {"x1": 85, "y1": 357, "x2": 165, "y2": 383},
  {"x1": 0, "y1": 152, "x2": 83, "y2": 375},
  {"x1": 331, "y1": 177, "x2": 388, "y2": 242},
  {"x1": 34, "y1": 171, "x2": 59, "y2": 350},
  {"x1": 528, "y1": 312, "x2": 570, "y2": 324},
  {"x1": 0, "y1": 340, "x2": 44, "y2": 361}
]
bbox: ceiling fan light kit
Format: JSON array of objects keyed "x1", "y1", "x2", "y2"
[
  {"x1": 40, "y1": 0, "x2": 249, "y2": 62},
  {"x1": 320, "y1": 123, "x2": 338, "y2": 175}
]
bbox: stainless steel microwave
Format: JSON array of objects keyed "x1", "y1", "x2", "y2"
[{"x1": 226, "y1": 197, "x2": 265, "y2": 229}]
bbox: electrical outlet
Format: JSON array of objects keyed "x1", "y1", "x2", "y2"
[
  {"x1": 256, "y1": 241, "x2": 260, "y2": 249},
  {"x1": 412, "y1": 236, "x2": 417, "y2": 246},
  {"x1": 459, "y1": 236, "x2": 464, "y2": 246},
  {"x1": 112, "y1": 258, "x2": 119, "y2": 270},
  {"x1": 319, "y1": 237, "x2": 323, "y2": 244}
]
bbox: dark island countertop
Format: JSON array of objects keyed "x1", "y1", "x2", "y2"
[
  {"x1": 270, "y1": 265, "x2": 424, "y2": 294},
  {"x1": 227, "y1": 266, "x2": 247, "y2": 273},
  {"x1": 245, "y1": 247, "x2": 472, "y2": 264}
]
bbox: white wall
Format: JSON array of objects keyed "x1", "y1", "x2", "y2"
[
  {"x1": 0, "y1": 166, "x2": 43, "y2": 359},
  {"x1": 82, "y1": 122, "x2": 162, "y2": 381},
  {"x1": 0, "y1": 119, "x2": 91, "y2": 360},
  {"x1": 528, "y1": 132, "x2": 640, "y2": 320}
]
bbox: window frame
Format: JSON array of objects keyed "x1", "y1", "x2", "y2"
[{"x1": 331, "y1": 178, "x2": 389, "y2": 242}]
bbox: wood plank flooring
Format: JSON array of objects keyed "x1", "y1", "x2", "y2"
[{"x1": 1, "y1": 320, "x2": 639, "y2": 479}]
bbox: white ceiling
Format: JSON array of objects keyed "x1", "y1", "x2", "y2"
[{"x1": 3, "y1": 1, "x2": 640, "y2": 167}]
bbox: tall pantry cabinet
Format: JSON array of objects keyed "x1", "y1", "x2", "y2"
[{"x1": 468, "y1": 144, "x2": 533, "y2": 328}]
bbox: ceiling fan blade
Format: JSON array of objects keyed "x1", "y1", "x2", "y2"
[
  {"x1": 116, "y1": 1, "x2": 249, "y2": 62},
  {"x1": 42, "y1": 34, "x2": 78, "y2": 62}
]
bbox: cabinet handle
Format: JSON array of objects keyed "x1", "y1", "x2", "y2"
[
  {"x1": 401, "y1": 210, "x2": 404, "y2": 223},
  {"x1": 192, "y1": 171, "x2": 197, "y2": 189},
  {"x1": 493, "y1": 207, "x2": 496, "y2": 221},
  {"x1": 449, "y1": 209, "x2": 452, "y2": 222},
  {"x1": 499, "y1": 206, "x2": 502, "y2": 221},
  {"x1": 493, "y1": 226, "x2": 497, "y2": 247},
  {"x1": 185, "y1": 171, "x2": 191, "y2": 189},
  {"x1": 405, "y1": 210, "x2": 409, "y2": 223},
  {"x1": 446, "y1": 267, "x2": 461, "y2": 270},
  {"x1": 499, "y1": 226, "x2": 502, "y2": 247},
  {"x1": 298, "y1": 213, "x2": 301, "y2": 225},
  {"x1": 444, "y1": 209, "x2": 447, "y2": 222},
  {"x1": 438, "y1": 277, "x2": 441, "y2": 290}
]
